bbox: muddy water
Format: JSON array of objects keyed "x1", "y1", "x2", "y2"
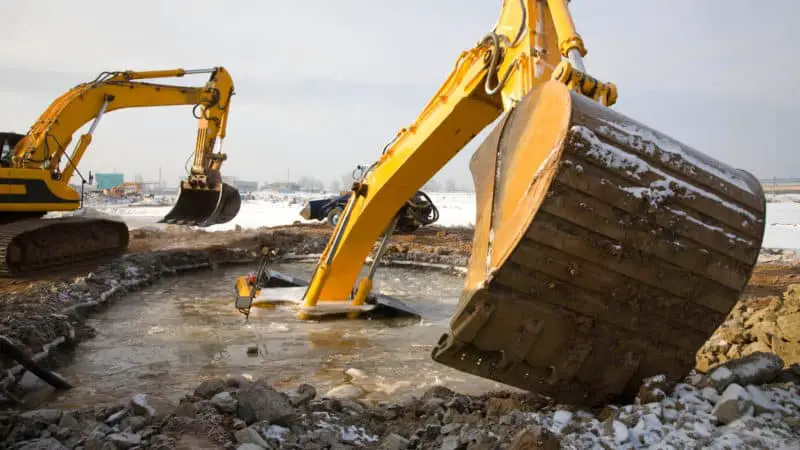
[{"x1": 44, "y1": 263, "x2": 513, "y2": 409}]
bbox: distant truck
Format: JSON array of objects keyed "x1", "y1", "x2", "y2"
[{"x1": 299, "y1": 190, "x2": 439, "y2": 233}]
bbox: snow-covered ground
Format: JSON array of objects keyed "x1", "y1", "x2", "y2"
[
  {"x1": 67, "y1": 191, "x2": 479, "y2": 232},
  {"x1": 62, "y1": 190, "x2": 800, "y2": 250}
]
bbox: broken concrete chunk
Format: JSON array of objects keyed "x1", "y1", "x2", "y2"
[{"x1": 712, "y1": 383, "x2": 754, "y2": 424}]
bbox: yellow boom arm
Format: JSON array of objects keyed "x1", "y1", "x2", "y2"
[
  {"x1": 10, "y1": 67, "x2": 234, "y2": 189},
  {"x1": 301, "y1": 0, "x2": 616, "y2": 310}
]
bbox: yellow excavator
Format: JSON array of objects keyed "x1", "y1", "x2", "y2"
[
  {"x1": 235, "y1": 0, "x2": 767, "y2": 405},
  {"x1": 0, "y1": 67, "x2": 240, "y2": 276}
]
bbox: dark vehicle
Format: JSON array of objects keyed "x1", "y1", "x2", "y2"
[{"x1": 299, "y1": 190, "x2": 439, "y2": 233}]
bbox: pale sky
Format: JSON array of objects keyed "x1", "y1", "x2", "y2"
[{"x1": 1, "y1": 0, "x2": 796, "y2": 189}]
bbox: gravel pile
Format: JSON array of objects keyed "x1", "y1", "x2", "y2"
[{"x1": 1, "y1": 352, "x2": 797, "y2": 449}]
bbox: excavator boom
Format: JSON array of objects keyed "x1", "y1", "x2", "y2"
[
  {"x1": 237, "y1": 0, "x2": 766, "y2": 406},
  {"x1": 0, "y1": 67, "x2": 241, "y2": 276}
]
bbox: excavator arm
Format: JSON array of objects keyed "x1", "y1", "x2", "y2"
[
  {"x1": 6, "y1": 67, "x2": 240, "y2": 225},
  {"x1": 302, "y1": 0, "x2": 617, "y2": 306},
  {"x1": 0, "y1": 66, "x2": 241, "y2": 277},
  {"x1": 240, "y1": 0, "x2": 767, "y2": 406}
]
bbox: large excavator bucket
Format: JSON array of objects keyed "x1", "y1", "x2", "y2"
[
  {"x1": 160, "y1": 182, "x2": 241, "y2": 227},
  {"x1": 430, "y1": 80, "x2": 767, "y2": 406}
]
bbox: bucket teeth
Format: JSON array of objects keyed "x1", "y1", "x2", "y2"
[{"x1": 160, "y1": 182, "x2": 241, "y2": 227}]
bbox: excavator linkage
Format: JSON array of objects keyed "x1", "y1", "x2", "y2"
[
  {"x1": 160, "y1": 182, "x2": 241, "y2": 227},
  {"x1": 430, "y1": 81, "x2": 767, "y2": 406}
]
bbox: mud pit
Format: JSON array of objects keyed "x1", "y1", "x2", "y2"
[
  {"x1": 0, "y1": 224, "x2": 799, "y2": 448},
  {"x1": 43, "y1": 263, "x2": 511, "y2": 411}
]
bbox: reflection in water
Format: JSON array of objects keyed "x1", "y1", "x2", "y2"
[{"x1": 44, "y1": 263, "x2": 513, "y2": 409}]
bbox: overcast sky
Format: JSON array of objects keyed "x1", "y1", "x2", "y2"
[{"x1": 1, "y1": 0, "x2": 796, "y2": 189}]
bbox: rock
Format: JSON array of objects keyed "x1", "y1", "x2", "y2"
[
  {"x1": 107, "y1": 432, "x2": 142, "y2": 449},
  {"x1": 745, "y1": 385, "x2": 778, "y2": 415},
  {"x1": 58, "y1": 413, "x2": 80, "y2": 430},
  {"x1": 175, "y1": 401, "x2": 198, "y2": 418},
  {"x1": 742, "y1": 341, "x2": 773, "y2": 356},
  {"x1": 232, "y1": 418, "x2": 247, "y2": 430},
  {"x1": 234, "y1": 427, "x2": 269, "y2": 447},
  {"x1": 441, "y1": 423, "x2": 461, "y2": 435},
  {"x1": 637, "y1": 374, "x2": 671, "y2": 404},
  {"x1": 211, "y1": 391, "x2": 238, "y2": 413},
  {"x1": 700, "y1": 366, "x2": 736, "y2": 391},
  {"x1": 324, "y1": 384, "x2": 364, "y2": 400},
  {"x1": 509, "y1": 425, "x2": 560, "y2": 450},
  {"x1": 20, "y1": 409, "x2": 62, "y2": 424},
  {"x1": 610, "y1": 420, "x2": 630, "y2": 444},
  {"x1": 700, "y1": 387, "x2": 720, "y2": 404},
  {"x1": 345, "y1": 368, "x2": 368, "y2": 380},
  {"x1": 777, "y1": 312, "x2": 800, "y2": 341},
  {"x1": 379, "y1": 433, "x2": 410, "y2": 450},
  {"x1": 105, "y1": 407, "x2": 129, "y2": 426},
  {"x1": 194, "y1": 378, "x2": 227, "y2": 399},
  {"x1": 237, "y1": 382, "x2": 296, "y2": 425},
  {"x1": 17, "y1": 437, "x2": 68, "y2": 450},
  {"x1": 288, "y1": 383, "x2": 316, "y2": 406},
  {"x1": 725, "y1": 352, "x2": 784, "y2": 385},
  {"x1": 16, "y1": 370, "x2": 58, "y2": 393},
  {"x1": 712, "y1": 383, "x2": 754, "y2": 424},
  {"x1": 485, "y1": 397, "x2": 521, "y2": 417},
  {"x1": 130, "y1": 394, "x2": 174, "y2": 421},
  {"x1": 439, "y1": 435, "x2": 461, "y2": 450},
  {"x1": 237, "y1": 444, "x2": 266, "y2": 450},
  {"x1": 237, "y1": 445, "x2": 266, "y2": 450},
  {"x1": 423, "y1": 397, "x2": 446, "y2": 415},
  {"x1": 120, "y1": 416, "x2": 147, "y2": 433}
]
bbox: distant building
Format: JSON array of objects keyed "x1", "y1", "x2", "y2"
[
  {"x1": 226, "y1": 177, "x2": 259, "y2": 193},
  {"x1": 94, "y1": 173, "x2": 124, "y2": 190}
]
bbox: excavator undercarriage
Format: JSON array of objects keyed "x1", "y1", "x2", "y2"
[{"x1": 0, "y1": 215, "x2": 129, "y2": 277}]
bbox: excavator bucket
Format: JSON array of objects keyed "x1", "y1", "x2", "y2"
[
  {"x1": 430, "y1": 80, "x2": 767, "y2": 406},
  {"x1": 160, "y1": 182, "x2": 241, "y2": 227}
]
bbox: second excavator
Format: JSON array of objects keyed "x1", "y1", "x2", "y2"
[
  {"x1": 235, "y1": 0, "x2": 767, "y2": 406},
  {"x1": 0, "y1": 67, "x2": 241, "y2": 276}
]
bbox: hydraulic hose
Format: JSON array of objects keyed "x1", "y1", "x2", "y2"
[{"x1": 404, "y1": 191, "x2": 439, "y2": 226}]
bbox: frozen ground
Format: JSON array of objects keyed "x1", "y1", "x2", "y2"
[{"x1": 53, "y1": 190, "x2": 800, "y2": 250}]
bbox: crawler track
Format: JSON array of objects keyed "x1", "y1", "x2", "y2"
[
  {"x1": 0, "y1": 217, "x2": 129, "y2": 277},
  {"x1": 431, "y1": 82, "x2": 767, "y2": 406}
]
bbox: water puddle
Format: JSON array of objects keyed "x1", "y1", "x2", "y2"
[{"x1": 43, "y1": 263, "x2": 510, "y2": 408}]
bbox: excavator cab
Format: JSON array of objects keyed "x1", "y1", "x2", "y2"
[{"x1": 161, "y1": 181, "x2": 241, "y2": 227}]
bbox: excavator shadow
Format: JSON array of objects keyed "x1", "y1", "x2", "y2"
[
  {"x1": 235, "y1": 270, "x2": 422, "y2": 321},
  {"x1": 160, "y1": 182, "x2": 241, "y2": 227}
]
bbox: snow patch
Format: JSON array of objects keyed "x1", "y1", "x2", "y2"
[{"x1": 594, "y1": 117, "x2": 755, "y2": 195}]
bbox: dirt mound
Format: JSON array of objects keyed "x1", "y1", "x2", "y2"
[{"x1": 697, "y1": 283, "x2": 800, "y2": 372}]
